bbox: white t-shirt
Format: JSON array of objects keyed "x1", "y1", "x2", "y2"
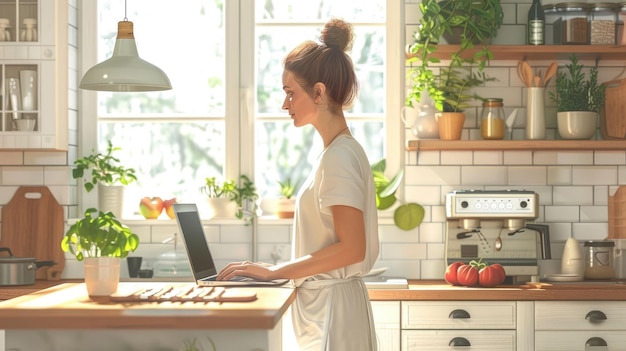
[{"x1": 292, "y1": 134, "x2": 379, "y2": 285}]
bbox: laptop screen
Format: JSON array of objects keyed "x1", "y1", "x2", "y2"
[{"x1": 173, "y1": 204, "x2": 218, "y2": 279}]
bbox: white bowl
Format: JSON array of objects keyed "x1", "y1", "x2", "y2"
[{"x1": 557, "y1": 111, "x2": 597, "y2": 140}]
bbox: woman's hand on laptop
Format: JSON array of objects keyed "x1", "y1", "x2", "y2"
[{"x1": 217, "y1": 261, "x2": 276, "y2": 281}]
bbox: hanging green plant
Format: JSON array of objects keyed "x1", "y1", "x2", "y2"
[{"x1": 371, "y1": 159, "x2": 424, "y2": 231}]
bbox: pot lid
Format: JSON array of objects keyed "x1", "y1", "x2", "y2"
[{"x1": 0, "y1": 256, "x2": 35, "y2": 263}]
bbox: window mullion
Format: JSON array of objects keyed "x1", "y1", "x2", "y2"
[
  {"x1": 239, "y1": 0, "x2": 256, "y2": 181},
  {"x1": 225, "y1": 0, "x2": 243, "y2": 181}
]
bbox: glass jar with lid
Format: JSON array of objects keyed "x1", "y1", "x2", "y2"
[
  {"x1": 617, "y1": 3, "x2": 626, "y2": 45},
  {"x1": 555, "y1": 2, "x2": 590, "y2": 44},
  {"x1": 583, "y1": 240, "x2": 615, "y2": 280},
  {"x1": 544, "y1": 3, "x2": 559, "y2": 45},
  {"x1": 590, "y1": 3, "x2": 618, "y2": 45},
  {"x1": 481, "y1": 98, "x2": 505, "y2": 140}
]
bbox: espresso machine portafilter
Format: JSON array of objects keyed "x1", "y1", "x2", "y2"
[{"x1": 445, "y1": 190, "x2": 551, "y2": 284}]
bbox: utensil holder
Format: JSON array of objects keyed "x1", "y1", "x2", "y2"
[{"x1": 526, "y1": 87, "x2": 546, "y2": 140}]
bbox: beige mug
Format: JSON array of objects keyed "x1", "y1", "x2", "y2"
[{"x1": 435, "y1": 112, "x2": 465, "y2": 140}]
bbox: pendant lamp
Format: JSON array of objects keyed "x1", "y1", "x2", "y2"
[{"x1": 80, "y1": 7, "x2": 171, "y2": 92}]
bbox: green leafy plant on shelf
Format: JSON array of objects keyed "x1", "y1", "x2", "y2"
[
  {"x1": 72, "y1": 140, "x2": 137, "y2": 192},
  {"x1": 61, "y1": 208, "x2": 139, "y2": 261},
  {"x1": 549, "y1": 54, "x2": 606, "y2": 113},
  {"x1": 371, "y1": 159, "x2": 424, "y2": 231},
  {"x1": 406, "y1": 0, "x2": 502, "y2": 111}
]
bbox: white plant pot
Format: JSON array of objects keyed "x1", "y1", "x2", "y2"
[
  {"x1": 206, "y1": 197, "x2": 238, "y2": 218},
  {"x1": 84, "y1": 257, "x2": 120, "y2": 296},
  {"x1": 98, "y1": 184, "x2": 124, "y2": 216},
  {"x1": 557, "y1": 111, "x2": 597, "y2": 140},
  {"x1": 275, "y1": 198, "x2": 295, "y2": 219}
]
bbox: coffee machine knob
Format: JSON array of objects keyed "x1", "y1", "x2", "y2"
[
  {"x1": 520, "y1": 201, "x2": 527, "y2": 208},
  {"x1": 461, "y1": 201, "x2": 469, "y2": 208}
]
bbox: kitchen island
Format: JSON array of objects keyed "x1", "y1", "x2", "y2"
[{"x1": 0, "y1": 282, "x2": 296, "y2": 351}]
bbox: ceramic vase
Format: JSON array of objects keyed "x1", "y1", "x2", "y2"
[
  {"x1": 526, "y1": 87, "x2": 546, "y2": 140},
  {"x1": 98, "y1": 184, "x2": 124, "y2": 217},
  {"x1": 19, "y1": 70, "x2": 37, "y2": 111},
  {"x1": 206, "y1": 197, "x2": 238, "y2": 218}
]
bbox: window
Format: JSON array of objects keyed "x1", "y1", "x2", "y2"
[{"x1": 85, "y1": 0, "x2": 395, "y2": 217}]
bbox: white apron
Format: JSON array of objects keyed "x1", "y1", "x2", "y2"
[{"x1": 292, "y1": 277, "x2": 377, "y2": 351}]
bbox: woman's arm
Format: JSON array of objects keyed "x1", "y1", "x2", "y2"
[{"x1": 216, "y1": 205, "x2": 366, "y2": 281}]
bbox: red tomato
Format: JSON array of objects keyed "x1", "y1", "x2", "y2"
[
  {"x1": 457, "y1": 264, "x2": 479, "y2": 287},
  {"x1": 478, "y1": 264, "x2": 506, "y2": 287},
  {"x1": 444, "y1": 261, "x2": 464, "y2": 286}
]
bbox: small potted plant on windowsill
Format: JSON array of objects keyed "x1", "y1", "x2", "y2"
[
  {"x1": 202, "y1": 175, "x2": 258, "y2": 221},
  {"x1": 372, "y1": 159, "x2": 424, "y2": 231},
  {"x1": 202, "y1": 176, "x2": 238, "y2": 218},
  {"x1": 549, "y1": 54, "x2": 606, "y2": 140},
  {"x1": 61, "y1": 208, "x2": 140, "y2": 297},
  {"x1": 72, "y1": 140, "x2": 137, "y2": 216},
  {"x1": 274, "y1": 177, "x2": 300, "y2": 219}
]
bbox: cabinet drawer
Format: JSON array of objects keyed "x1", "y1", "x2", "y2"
[
  {"x1": 536, "y1": 301, "x2": 626, "y2": 330},
  {"x1": 402, "y1": 330, "x2": 515, "y2": 351},
  {"x1": 402, "y1": 301, "x2": 516, "y2": 329},
  {"x1": 536, "y1": 331, "x2": 626, "y2": 350}
]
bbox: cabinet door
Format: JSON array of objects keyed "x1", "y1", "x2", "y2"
[
  {"x1": 372, "y1": 301, "x2": 400, "y2": 351},
  {"x1": 536, "y1": 330, "x2": 626, "y2": 351},
  {"x1": 402, "y1": 301, "x2": 516, "y2": 330},
  {"x1": 402, "y1": 330, "x2": 516, "y2": 351},
  {"x1": 0, "y1": 0, "x2": 68, "y2": 150},
  {"x1": 536, "y1": 301, "x2": 626, "y2": 331}
]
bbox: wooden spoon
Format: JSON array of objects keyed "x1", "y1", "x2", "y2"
[
  {"x1": 522, "y1": 62, "x2": 533, "y2": 88},
  {"x1": 542, "y1": 62, "x2": 558, "y2": 87}
]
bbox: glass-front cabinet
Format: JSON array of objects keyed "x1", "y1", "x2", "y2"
[{"x1": 0, "y1": 0, "x2": 68, "y2": 150}]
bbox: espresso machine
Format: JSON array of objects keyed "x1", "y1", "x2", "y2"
[{"x1": 445, "y1": 190, "x2": 551, "y2": 284}]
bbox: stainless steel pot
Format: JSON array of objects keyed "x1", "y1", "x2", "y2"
[{"x1": 0, "y1": 247, "x2": 55, "y2": 286}]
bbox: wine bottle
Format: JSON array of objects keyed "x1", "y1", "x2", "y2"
[{"x1": 528, "y1": 0, "x2": 545, "y2": 45}]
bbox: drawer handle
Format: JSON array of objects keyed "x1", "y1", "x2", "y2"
[
  {"x1": 585, "y1": 310, "x2": 607, "y2": 323},
  {"x1": 585, "y1": 337, "x2": 608, "y2": 347},
  {"x1": 449, "y1": 337, "x2": 471, "y2": 347},
  {"x1": 449, "y1": 309, "x2": 471, "y2": 319}
]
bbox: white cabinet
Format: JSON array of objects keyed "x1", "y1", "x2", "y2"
[
  {"x1": 0, "y1": 0, "x2": 68, "y2": 150},
  {"x1": 401, "y1": 301, "x2": 517, "y2": 351},
  {"x1": 372, "y1": 301, "x2": 400, "y2": 351},
  {"x1": 535, "y1": 301, "x2": 626, "y2": 351}
]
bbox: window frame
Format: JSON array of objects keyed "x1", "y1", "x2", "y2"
[{"x1": 77, "y1": 0, "x2": 404, "y2": 214}]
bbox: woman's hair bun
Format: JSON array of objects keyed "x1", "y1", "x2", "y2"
[{"x1": 320, "y1": 18, "x2": 353, "y2": 52}]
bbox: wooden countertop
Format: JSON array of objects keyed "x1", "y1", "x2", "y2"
[
  {"x1": 367, "y1": 280, "x2": 626, "y2": 301},
  {"x1": 2, "y1": 279, "x2": 626, "y2": 331},
  {"x1": 0, "y1": 282, "x2": 295, "y2": 330}
]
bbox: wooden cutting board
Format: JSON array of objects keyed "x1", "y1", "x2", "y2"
[{"x1": 1, "y1": 186, "x2": 65, "y2": 280}]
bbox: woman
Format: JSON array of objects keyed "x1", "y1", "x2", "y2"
[{"x1": 218, "y1": 18, "x2": 379, "y2": 351}]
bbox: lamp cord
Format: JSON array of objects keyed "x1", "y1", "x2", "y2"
[{"x1": 123, "y1": 0, "x2": 128, "y2": 21}]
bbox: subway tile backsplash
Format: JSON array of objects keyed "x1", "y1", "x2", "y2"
[{"x1": 2, "y1": 1, "x2": 626, "y2": 282}]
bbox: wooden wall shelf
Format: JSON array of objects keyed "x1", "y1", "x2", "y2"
[
  {"x1": 406, "y1": 139, "x2": 626, "y2": 151},
  {"x1": 406, "y1": 45, "x2": 626, "y2": 61}
]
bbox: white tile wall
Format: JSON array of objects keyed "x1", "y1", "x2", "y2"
[{"x1": 2, "y1": 1, "x2": 626, "y2": 283}]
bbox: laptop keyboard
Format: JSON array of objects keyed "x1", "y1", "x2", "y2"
[{"x1": 110, "y1": 284, "x2": 257, "y2": 303}]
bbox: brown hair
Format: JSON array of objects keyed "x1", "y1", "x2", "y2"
[{"x1": 283, "y1": 18, "x2": 359, "y2": 110}]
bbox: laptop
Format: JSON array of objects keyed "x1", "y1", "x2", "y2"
[{"x1": 172, "y1": 203, "x2": 288, "y2": 287}]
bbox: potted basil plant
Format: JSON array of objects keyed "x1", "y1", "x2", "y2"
[{"x1": 61, "y1": 208, "x2": 139, "y2": 296}]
